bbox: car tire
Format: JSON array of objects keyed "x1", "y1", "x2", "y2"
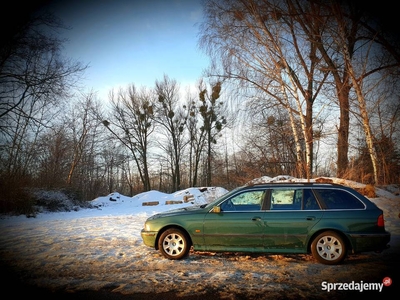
[
  {"x1": 311, "y1": 231, "x2": 347, "y2": 265},
  {"x1": 158, "y1": 228, "x2": 190, "y2": 260}
]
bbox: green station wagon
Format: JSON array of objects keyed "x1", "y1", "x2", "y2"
[{"x1": 141, "y1": 183, "x2": 390, "y2": 264}]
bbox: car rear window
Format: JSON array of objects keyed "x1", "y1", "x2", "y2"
[
  {"x1": 315, "y1": 189, "x2": 365, "y2": 209},
  {"x1": 303, "y1": 189, "x2": 320, "y2": 210}
]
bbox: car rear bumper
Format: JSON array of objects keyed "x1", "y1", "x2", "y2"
[{"x1": 349, "y1": 231, "x2": 391, "y2": 253}]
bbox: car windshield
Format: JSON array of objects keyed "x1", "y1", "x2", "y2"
[{"x1": 203, "y1": 187, "x2": 241, "y2": 209}]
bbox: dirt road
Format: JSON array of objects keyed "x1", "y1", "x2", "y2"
[{"x1": 2, "y1": 237, "x2": 398, "y2": 300}]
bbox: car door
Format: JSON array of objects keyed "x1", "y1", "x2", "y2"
[
  {"x1": 202, "y1": 190, "x2": 267, "y2": 251},
  {"x1": 263, "y1": 188, "x2": 324, "y2": 252}
]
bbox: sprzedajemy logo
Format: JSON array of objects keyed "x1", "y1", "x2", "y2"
[{"x1": 321, "y1": 277, "x2": 392, "y2": 293}]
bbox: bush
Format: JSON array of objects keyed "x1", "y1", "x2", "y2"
[
  {"x1": 0, "y1": 179, "x2": 93, "y2": 216},
  {"x1": 0, "y1": 187, "x2": 36, "y2": 216},
  {"x1": 31, "y1": 188, "x2": 93, "y2": 213},
  {"x1": 355, "y1": 184, "x2": 376, "y2": 198},
  {"x1": 0, "y1": 178, "x2": 36, "y2": 216}
]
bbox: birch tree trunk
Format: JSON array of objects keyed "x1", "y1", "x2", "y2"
[
  {"x1": 349, "y1": 77, "x2": 379, "y2": 183},
  {"x1": 342, "y1": 47, "x2": 379, "y2": 183},
  {"x1": 279, "y1": 79, "x2": 305, "y2": 178}
]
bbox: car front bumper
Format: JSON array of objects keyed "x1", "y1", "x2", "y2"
[{"x1": 141, "y1": 229, "x2": 158, "y2": 248}]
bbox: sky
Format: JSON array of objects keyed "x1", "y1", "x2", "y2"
[
  {"x1": 0, "y1": 176, "x2": 399, "y2": 297},
  {"x1": 37, "y1": 0, "x2": 209, "y2": 101},
  {"x1": 21, "y1": 0, "x2": 398, "y2": 105}
]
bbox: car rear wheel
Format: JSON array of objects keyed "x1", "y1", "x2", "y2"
[
  {"x1": 158, "y1": 228, "x2": 190, "y2": 260},
  {"x1": 311, "y1": 231, "x2": 347, "y2": 265}
]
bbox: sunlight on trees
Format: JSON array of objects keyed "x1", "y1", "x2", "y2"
[
  {"x1": 198, "y1": 0, "x2": 400, "y2": 184},
  {"x1": 1, "y1": 1, "x2": 399, "y2": 214}
]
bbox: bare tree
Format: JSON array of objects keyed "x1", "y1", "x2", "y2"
[
  {"x1": 277, "y1": 0, "x2": 353, "y2": 179},
  {"x1": 326, "y1": 1, "x2": 400, "y2": 184},
  {"x1": 375, "y1": 81, "x2": 400, "y2": 184},
  {"x1": 27, "y1": 91, "x2": 109, "y2": 199},
  {"x1": 154, "y1": 75, "x2": 189, "y2": 191},
  {"x1": 0, "y1": 10, "x2": 86, "y2": 120},
  {"x1": 242, "y1": 103, "x2": 299, "y2": 177},
  {"x1": 199, "y1": 0, "x2": 329, "y2": 179},
  {"x1": 34, "y1": 125, "x2": 71, "y2": 188},
  {"x1": 66, "y1": 91, "x2": 101, "y2": 186},
  {"x1": 184, "y1": 91, "x2": 206, "y2": 187},
  {"x1": 0, "y1": 8, "x2": 86, "y2": 183},
  {"x1": 104, "y1": 85, "x2": 155, "y2": 191},
  {"x1": 197, "y1": 79, "x2": 226, "y2": 186},
  {"x1": 199, "y1": 0, "x2": 400, "y2": 183}
]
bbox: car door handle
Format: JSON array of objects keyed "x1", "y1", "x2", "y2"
[
  {"x1": 252, "y1": 217, "x2": 262, "y2": 221},
  {"x1": 306, "y1": 216, "x2": 315, "y2": 221}
]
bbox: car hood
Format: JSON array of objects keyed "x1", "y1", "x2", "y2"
[{"x1": 147, "y1": 205, "x2": 205, "y2": 220}]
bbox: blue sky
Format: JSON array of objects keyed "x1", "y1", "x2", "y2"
[{"x1": 41, "y1": 0, "x2": 209, "y2": 100}]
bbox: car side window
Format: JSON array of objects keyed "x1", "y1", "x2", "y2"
[
  {"x1": 315, "y1": 189, "x2": 365, "y2": 209},
  {"x1": 303, "y1": 189, "x2": 320, "y2": 210},
  {"x1": 220, "y1": 191, "x2": 264, "y2": 211},
  {"x1": 270, "y1": 189, "x2": 301, "y2": 210}
]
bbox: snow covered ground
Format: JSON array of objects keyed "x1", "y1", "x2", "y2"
[{"x1": 0, "y1": 177, "x2": 399, "y2": 299}]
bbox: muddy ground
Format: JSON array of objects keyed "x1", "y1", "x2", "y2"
[{"x1": 1, "y1": 237, "x2": 398, "y2": 300}]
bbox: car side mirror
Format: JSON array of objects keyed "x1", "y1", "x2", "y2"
[{"x1": 212, "y1": 206, "x2": 221, "y2": 213}]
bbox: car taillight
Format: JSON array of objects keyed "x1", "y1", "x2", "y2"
[{"x1": 377, "y1": 214, "x2": 385, "y2": 227}]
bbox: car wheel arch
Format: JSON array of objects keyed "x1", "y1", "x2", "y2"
[
  {"x1": 155, "y1": 225, "x2": 193, "y2": 250},
  {"x1": 307, "y1": 229, "x2": 352, "y2": 253}
]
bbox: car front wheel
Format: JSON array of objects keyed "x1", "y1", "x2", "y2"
[
  {"x1": 311, "y1": 231, "x2": 347, "y2": 265},
  {"x1": 158, "y1": 228, "x2": 190, "y2": 260}
]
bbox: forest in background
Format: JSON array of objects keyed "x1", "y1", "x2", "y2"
[{"x1": 1, "y1": 0, "x2": 399, "y2": 214}]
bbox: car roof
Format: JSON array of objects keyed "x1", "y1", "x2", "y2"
[{"x1": 243, "y1": 182, "x2": 346, "y2": 188}]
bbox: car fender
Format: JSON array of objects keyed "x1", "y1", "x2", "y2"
[{"x1": 306, "y1": 222, "x2": 353, "y2": 252}]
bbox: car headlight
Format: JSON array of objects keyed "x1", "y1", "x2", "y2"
[{"x1": 144, "y1": 222, "x2": 152, "y2": 231}]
